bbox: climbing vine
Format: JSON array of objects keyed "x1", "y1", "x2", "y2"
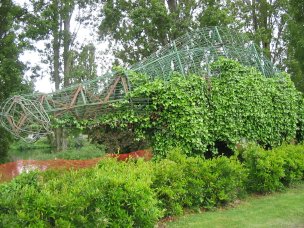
[
  {"x1": 210, "y1": 59, "x2": 299, "y2": 149},
  {"x1": 55, "y1": 59, "x2": 302, "y2": 157}
]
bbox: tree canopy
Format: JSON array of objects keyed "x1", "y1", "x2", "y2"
[{"x1": 0, "y1": 0, "x2": 31, "y2": 161}]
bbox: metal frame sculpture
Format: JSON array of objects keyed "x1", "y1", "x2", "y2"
[{"x1": 0, "y1": 27, "x2": 278, "y2": 142}]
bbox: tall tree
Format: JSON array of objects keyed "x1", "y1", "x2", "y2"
[
  {"x1": 26, "y1": 0, "x2": 98, "y2": 150},
  {"x1": 286, "y1": 0, "x2": 304, "y2": 92},
  {"x1": 234, "y1": 0, "x2": 288, "y2": 66},
  {"x1": 0, "y1": 0, "x2": 31, "y2": 162},
  {"x1": 27, "y1": 0, "x2": 75, "y2": 90},
  {"x1": 99, "y1": 0, "x2": 234, "y2": 65}
]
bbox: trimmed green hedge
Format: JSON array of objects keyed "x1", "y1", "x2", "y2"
[{"x1": 0, "y1": 144, "x2": 303, "y2": 226}]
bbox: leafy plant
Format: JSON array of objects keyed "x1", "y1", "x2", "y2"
[{"x1": 54, "y1": 59, "x2": 302, "y2": 158}]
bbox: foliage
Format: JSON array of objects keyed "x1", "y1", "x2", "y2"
[
  {"x1": 55, "y1": 59, "x2": 301, "y2": 157},
  {"x1": 26, "y1": 0, "x2": 99, "y2": 88},
  {"x1": 69, "y1": 43, "x2": 98, "y2": 84},
  {"x1": 99, "y1": 0, "x2": 234, "y2": 64},
  {"x1": 152, "y1": 153, "x2": 187, "y2": 216},
  {"x1": 93, "y1": 59, "x2": 299, "y2": 157},
  {"x1": 273, "y1": 144, "x2": 304, "y2": 186},
  {"x1": 286, "y1": 0, "x2": 304, "y2": 93},
  {"x1": 202, "y1": 156, "x2": 247, "y2": 208},
  {"x1": 151, "y1": 149, "x2": 247, "y2": 216},
  {"x1": 0, "y1": 0, "x2": 32, "y2": 162},
  {"x1": 0, "y1": 144, "x2": 303, "y2": 225},
  {"x1": 242, "y1": 145, "x2": 285, "y2": 193},
  {"x1": 99, "y1": 0, "x2": 290, "y2": 71},
  {"x1": 128, "y1": 73, "x2": 211, "y2": 156},
  {"x1": 241, "y1": 144, "x2": 304, "y2": 193},
  {"x1": 210, "y1": 59, "x2": 299, "y2": 149},
  {"x1": 0, "y1": 159, "x2": 161, "y2": 227}
]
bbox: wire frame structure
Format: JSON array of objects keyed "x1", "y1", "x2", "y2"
[
  {"x1": 0, "y1": 27, "x2": 278, "y2": 142},
  {"x1": 131, "y1": 27, "x2": 276, "y2": 78}
]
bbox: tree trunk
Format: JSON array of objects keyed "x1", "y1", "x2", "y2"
[
  {"x1": 252, "y1": 0, "x2": 258, "y2": 33},
  {"x1": 53, "y1": 0, "x2": 60, "y2": 91},
  {"x1": 63, "y1": 20, "x2": 71, "y2": 87},
  {"x1": 63, "y1": 4, "x2": 73, "y2": 87},
  {"x1": 52, "y1": 0, "x2": 65, "y2": 151},
  {"x1": 167, "y1": 0, "x2": 177, "y2": 12}
]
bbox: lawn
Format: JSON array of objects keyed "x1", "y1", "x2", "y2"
[{"x1": 167, "y1": 182, "x2": 304, "y2": 228}]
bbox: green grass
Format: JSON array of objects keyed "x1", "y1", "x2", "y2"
[
  {"x1": 7, "y1": 137, "x2": 106, "y2": 161},
  {"x1": 167, "y1": 182, "x2": 304, "y2": 228},
  {"x1": 8, "y1": 144, "x2": 106, "y2": 161}
]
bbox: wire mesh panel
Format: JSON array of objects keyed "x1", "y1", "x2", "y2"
[
  {"x1": 0, "y1": 27, "x2": 278, "y2": 142},
  {"x1": 131, "y1": 27, "x2": 276, "y2": 78}
]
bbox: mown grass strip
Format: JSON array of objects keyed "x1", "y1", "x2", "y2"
[{"x1": 167, "y1": 182, "x2": 304, "y2": 228}]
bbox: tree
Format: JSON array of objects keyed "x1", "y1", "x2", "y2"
[
  {"x1": 99, "y1": 0, "x2": 234, "y2": 65},
  {"x1": 25, "y1": 0, "x2": 98, "y2": 150},
  {"x1": 0, "y1": 0, "x2": 31, "y2": 162},
  {"x1": 286, "y1": 0, "x2": 304, "y2": 93},
  {"x1": 69, "y1": 43, "x2": 98, "y2": 84},
  {"x1": 234, "y1": 0, "x2": 289, "y2": 66}
]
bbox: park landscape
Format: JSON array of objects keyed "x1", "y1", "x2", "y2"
[{"x1": 0, "y1": 0, "x2": 304, "y2": 227}]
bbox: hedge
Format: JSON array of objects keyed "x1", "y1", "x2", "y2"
[{"x1": 1, "y1": 144, "x2": 303, "y2": 226}]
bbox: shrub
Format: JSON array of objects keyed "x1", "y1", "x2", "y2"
[
  {"x1": 152, "y1": 153, "x2": 187, "y2": 216},
  {"x1": 1, "y1": 144, "x2": 303, "y2": 226},
  {"x1": 0, "y1": 159, "x2": 161, "y2": 227},
  {"x1": 242, "y1": 145, "x2": 286, "y2": 193},
  {"x1": 273, "y1": 144, "x2": 304, "y2": 186},
  {"x1": 152, "y1": 149, "x2": 247, "y2": 212},
  {"x1": 201, "y1": 156, "x2": 247, "y2": 208},
  {"x1": 242, "y1": 144, "x2": 304, "y2": 193}
]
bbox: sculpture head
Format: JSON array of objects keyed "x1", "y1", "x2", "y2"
[{"x1": 0, "y1": 95, "x2": 51, "y2": 142}]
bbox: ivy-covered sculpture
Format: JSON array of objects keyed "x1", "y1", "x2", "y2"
[{"x1": 0, "y1": 27, "x2": 279, "y2": 142}]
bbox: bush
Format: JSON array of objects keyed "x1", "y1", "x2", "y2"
[
  {"x1": 201, "y1": 156, "x2": 247, "y2": 208},
  {"x1": 273, "y1": 144, "x2": 304, "y2": 186},
  {"x1": 242, "y1": 144, "x2": 304, "y2": 193},
  {"x1": 152, "y1": 149, "x2": 247, "y2": 212},
  {"x1": 152, "y1": 151, "x2": 187, "y2": 216},
  {"x1": 242, "y1": 145, "x2": 285, "y2": 193},
  {"x1": 0, "y1": 159, "x2": 161, "y2": 227},
  {"x1": 1, "y1": 145, "x2": 303, "y2": 226}
]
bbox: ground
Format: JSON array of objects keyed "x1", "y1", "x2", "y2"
[{"x1": 167, "y1": 182, "x2": 304, "y2": 228}]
